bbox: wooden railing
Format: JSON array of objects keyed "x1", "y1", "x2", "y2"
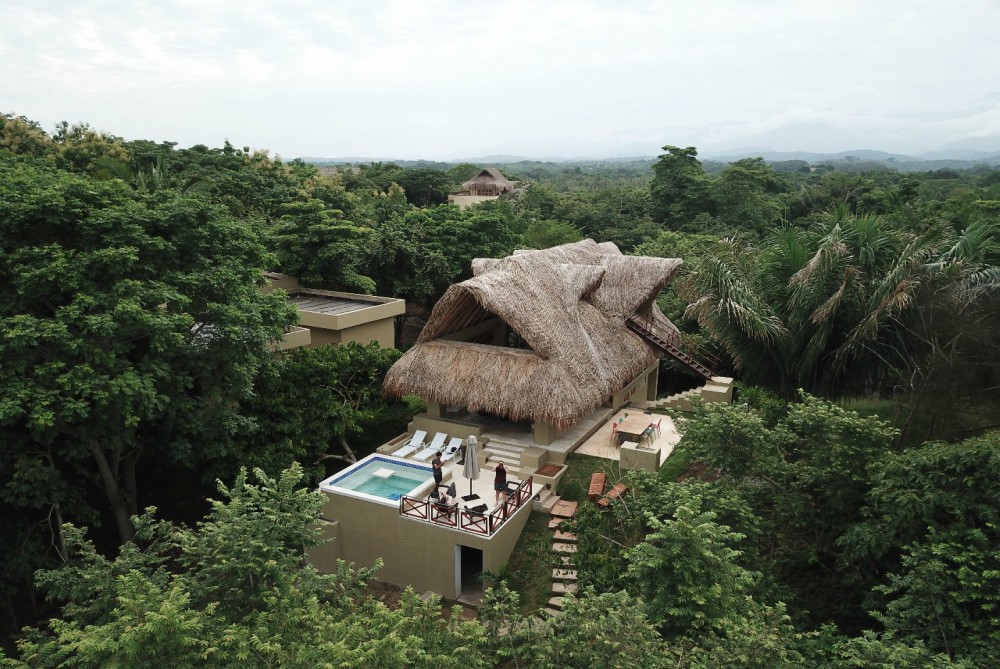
[{"x1": 399, "y1": 477, "x2": 534, "y2": 537}]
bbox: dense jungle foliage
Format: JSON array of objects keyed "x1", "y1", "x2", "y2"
[{"x1": 1, "y1": 113, "x2": 999, "y2": 666}]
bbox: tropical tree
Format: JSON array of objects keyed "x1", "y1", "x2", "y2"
[
  {"x1": 269, "y1": 199, "x2": 377, "y2": 293},
  {"x1": 231, "y1": 343, "x2": 408, "y2": 482},
  {"x1": 0, "y1": 156, "x2": 296, "y2": 544},
  {"x1": 649, "y1": 146, "x2": 714, "y2": 229},
  {"x1": 4, "y1": 465, "x2": 489, "y2": 669},
  {"x1": 679, "y1": 206, "x2": 999, "y2": 398}
]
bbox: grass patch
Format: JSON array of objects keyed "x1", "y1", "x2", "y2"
[
  {"x1": 658, "y1": 445, "x2": 693, "y2": 481},
  {"x1": 504, "y1": 512, "x2": 558, "y2": 614},
  {"x1": 556, "y1": 453, "x2": 626, "y2": 501}
]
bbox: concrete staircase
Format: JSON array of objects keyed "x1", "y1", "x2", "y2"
[{"x1": 647, "y1": 376, "x2": 735, "y2": 411}]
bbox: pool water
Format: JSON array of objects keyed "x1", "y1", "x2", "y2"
[{"x1": 325, "y1": 457, "x2": 433, "y2": 501}]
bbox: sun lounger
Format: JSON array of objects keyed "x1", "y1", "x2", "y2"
[
  {"x1": 597, "y1": 483, "x2": 629, "y2": 508},
  {"x1": 415, "y1": 432, "x2": 448, "y2": 461},
  {"x1": 441, "y1": 437, "x2": 463, "y2": 462},
  {"x1": 588, "y1": 472, "x2": 607, "y2": 501},
  {"x1": 394, "y1": 429, "x2": 427, "y2": 458}
]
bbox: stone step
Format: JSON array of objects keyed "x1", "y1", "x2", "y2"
[
  {"x1": 550, "y1": 499, "x2": 578, "y2": 518},
  {"x1": 552, "y1": 568, "x2": 578, "y2": 581},
  {"x1": 483, "y1": 445, "x2": 524, "y2": 460},
  {"x1": 552, "y1": 542, "x2": 577, "y2": 554},
  {"x1": 551, "y1": 582, "x2": 578, "y2": 595},
  {"x1": 548, "y1": 596, "x2": 565, "y2": 610},
  {"x1": 548, "y1": 514, "x2": 567, "y2": 529},
  {"x1": 543, "y1": 608, "x2": 562, "y2": 618},
  {"x1": 533, "y1": 490, "x2": 558, "y2": 513},
  {"x1": 553, "y1": 529, "x2": 577, "y2": 542}
]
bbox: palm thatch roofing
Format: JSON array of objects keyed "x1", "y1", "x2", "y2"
[
  {"x1": 383, "y1": 239, "x2": 683, "y2": 430},
  {"x1": 460, "y1": 167, "x2": 516, "y2": 194}
]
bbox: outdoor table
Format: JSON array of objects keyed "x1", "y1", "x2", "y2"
[{"x1": 615, "y1": 412, "x2": 657, "y2": 446}]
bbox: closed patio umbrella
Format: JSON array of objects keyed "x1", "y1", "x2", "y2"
[{"x1": 463, "y1": 438, "x2": 481, "y2": 497}]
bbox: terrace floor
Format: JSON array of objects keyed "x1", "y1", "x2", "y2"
[{"x1": 572, "y1": 408, "x2": 682, "y2": 466}]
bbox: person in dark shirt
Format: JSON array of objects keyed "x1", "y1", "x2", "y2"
[
  {"x1": 494, "y1": 461, "x2": 507, "y2": 504},
  {"x1": 432, "y1": 452, "x2": 443, "y2": 490}
]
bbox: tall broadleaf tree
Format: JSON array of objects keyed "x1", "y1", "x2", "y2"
[{"x1": 0, "y1": 155, "x2": 297, "y2": 544}]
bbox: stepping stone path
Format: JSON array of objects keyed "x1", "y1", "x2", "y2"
[{"x1": 546, "y1": 499, "x2": 580, "y2": 616}]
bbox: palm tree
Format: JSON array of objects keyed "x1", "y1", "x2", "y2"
[{"x1": 678, "y1": 205, "x2": 997, "y2": 399}]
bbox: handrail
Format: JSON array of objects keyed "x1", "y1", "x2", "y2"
[
  {"x1": 461, "y1": 509, "x2": 490, "y2": 535},
  {"x1": 400, "y1": 477, "x2": 534, "y2": 536},
  {"x1": 400, "y1": 496, "x2": 429, "y2": 520}
]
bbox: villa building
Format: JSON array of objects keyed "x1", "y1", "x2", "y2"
[
  {"x1": 447, "y1": 167, "x2": 516, "y2": 209},
  {"x1": 383, "y1": 239, "x2": 688, "y2": 449},
  {"x1": 264, "y1": 272, "x2": 405, "y2": 350},
  {"x1": 307, "y1": 240, "x2": 731, "y2": 601}
]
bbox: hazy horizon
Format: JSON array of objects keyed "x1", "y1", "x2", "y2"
[{"x1": 4, "y1": 1, "x2": 1000, "y2": 161}]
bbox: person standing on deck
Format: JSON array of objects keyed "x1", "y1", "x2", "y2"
[
  {"x1": 493, "y1": 461, "x2": 507, "y2": 505},
  {"x1": 432, "y1": 452, "x2": 443, "y2": 490}
]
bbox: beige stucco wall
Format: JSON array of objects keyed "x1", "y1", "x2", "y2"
[
  {"x1": 310, "y1": 488, "x2": 532, "y2": 599},
  {"x1": 613, "y1": 362, "x2": 659, "y2": 409},
  {"x1": 621, "y1": 441, "x2": 660, "y2": 472},
  {"x1": 308, "y1": 319, "x2": 397, "y2": 349},
  {"x1": 447, "y1": 194, "x2": 499, "y2": 210}
]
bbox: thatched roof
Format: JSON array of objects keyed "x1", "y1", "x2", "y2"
[
  {"x1": 383, "y1": 239, "x2": 682, "y2": 430},
  {"x1": 461, "y1": 167, "x2": 515, "y2": 192}
]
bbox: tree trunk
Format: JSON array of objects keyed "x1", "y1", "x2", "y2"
[
  {"x1": 88, "y1": 441, "x2": 136, "y2": 543},
  {"x1": 123, "y1": 447, "x2": 142, "y2": 517}
]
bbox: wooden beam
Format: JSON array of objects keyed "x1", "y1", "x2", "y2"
[{"x1": 440, "y1": 316, "x2": 503, "y2": 342}]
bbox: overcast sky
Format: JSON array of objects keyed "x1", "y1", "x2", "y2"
[{"x1": 4, "y1": 0, "x2": 1000, "y2": 160}]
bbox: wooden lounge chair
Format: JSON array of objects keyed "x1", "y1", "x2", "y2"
[
  {"x1": 588, "y1": 472, "x2": 607, "y2": 501},
  {"x1": 597, "y1": 483, "x2": 629, "y2": 508},
  {"x1": 394, "y1": 429, "x2": 427, "y2": 458},
  {"x1": 415, "y1": 432, "x2": 449, "y2": 461}
]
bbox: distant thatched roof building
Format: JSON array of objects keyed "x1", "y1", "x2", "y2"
[
  {"x1": 460, "y1": 167, "x2": 516, "y2": 196},
  {"x1": 383, "y1": 240, "x2": 682, "y2": 430}
]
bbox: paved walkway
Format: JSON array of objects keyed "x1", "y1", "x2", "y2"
[{"x1": 545, "y1": 500, "x2": 579, "y2": 617}]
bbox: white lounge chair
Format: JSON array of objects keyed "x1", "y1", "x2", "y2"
[
  {"x1": 441, "y1": 437, "x2": 463, "y2": 462},
  {"x1": 394, "y1": 429, "x2": 427, "y2": 458},
  {"x1": 415, "y1": 432, "x2": 449, "y2": 461}
]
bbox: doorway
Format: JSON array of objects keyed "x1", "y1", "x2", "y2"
[{"x1": 457, "y1": 544, "x2": 484, "y2": 605}]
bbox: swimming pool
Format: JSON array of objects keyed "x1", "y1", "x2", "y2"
[{"x1": 320, "y1": 455, "x2": 434, "y2": 504}]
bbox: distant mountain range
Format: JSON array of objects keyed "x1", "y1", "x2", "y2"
[
  {"x1": 700, "y1": 148, "x2": 1000, "y2": 164},
  {"x1": 302, "y1": 147, "x2": 1000, "y2": 170}
]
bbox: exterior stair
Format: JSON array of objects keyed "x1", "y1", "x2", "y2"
[
  {"x1": 534, "y1": 490, "x2": 559, "y2": 513},
  {"x1": 647, "y1": 376, "x2": 735, "y2": 411},
  {"x1": 551, "y1": 581, "x2": 578, "y2": 595},
  {"x1": 626, "y1": 316, "x2": 715, "y2": 381}
]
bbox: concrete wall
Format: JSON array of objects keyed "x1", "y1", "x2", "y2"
[
  {"x1": 612, "y1": 362, "x2": 659, "y2": 409},
  {"x1": 447, "y1": 194, "x2": 499, "y2": 210},
  {"x1": 270, "y1": 326, "x2": 312, "y2": 351},
  {"x1": 620, "y1": 441, "x2": 660, "y2": 472},
  {"x1": 310, "y1": 489, "x2": 532, "y2": 599},
  {"x1": 308, "y1": 319, "x2": 397, "y2": 349},
  {"x1": 410, "y1": 415, "x2": 484, "y2": 441}
]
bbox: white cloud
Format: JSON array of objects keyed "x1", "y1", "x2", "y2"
[{"x1": 3, "y1": 0, "x2": 999, "y2": 158}]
